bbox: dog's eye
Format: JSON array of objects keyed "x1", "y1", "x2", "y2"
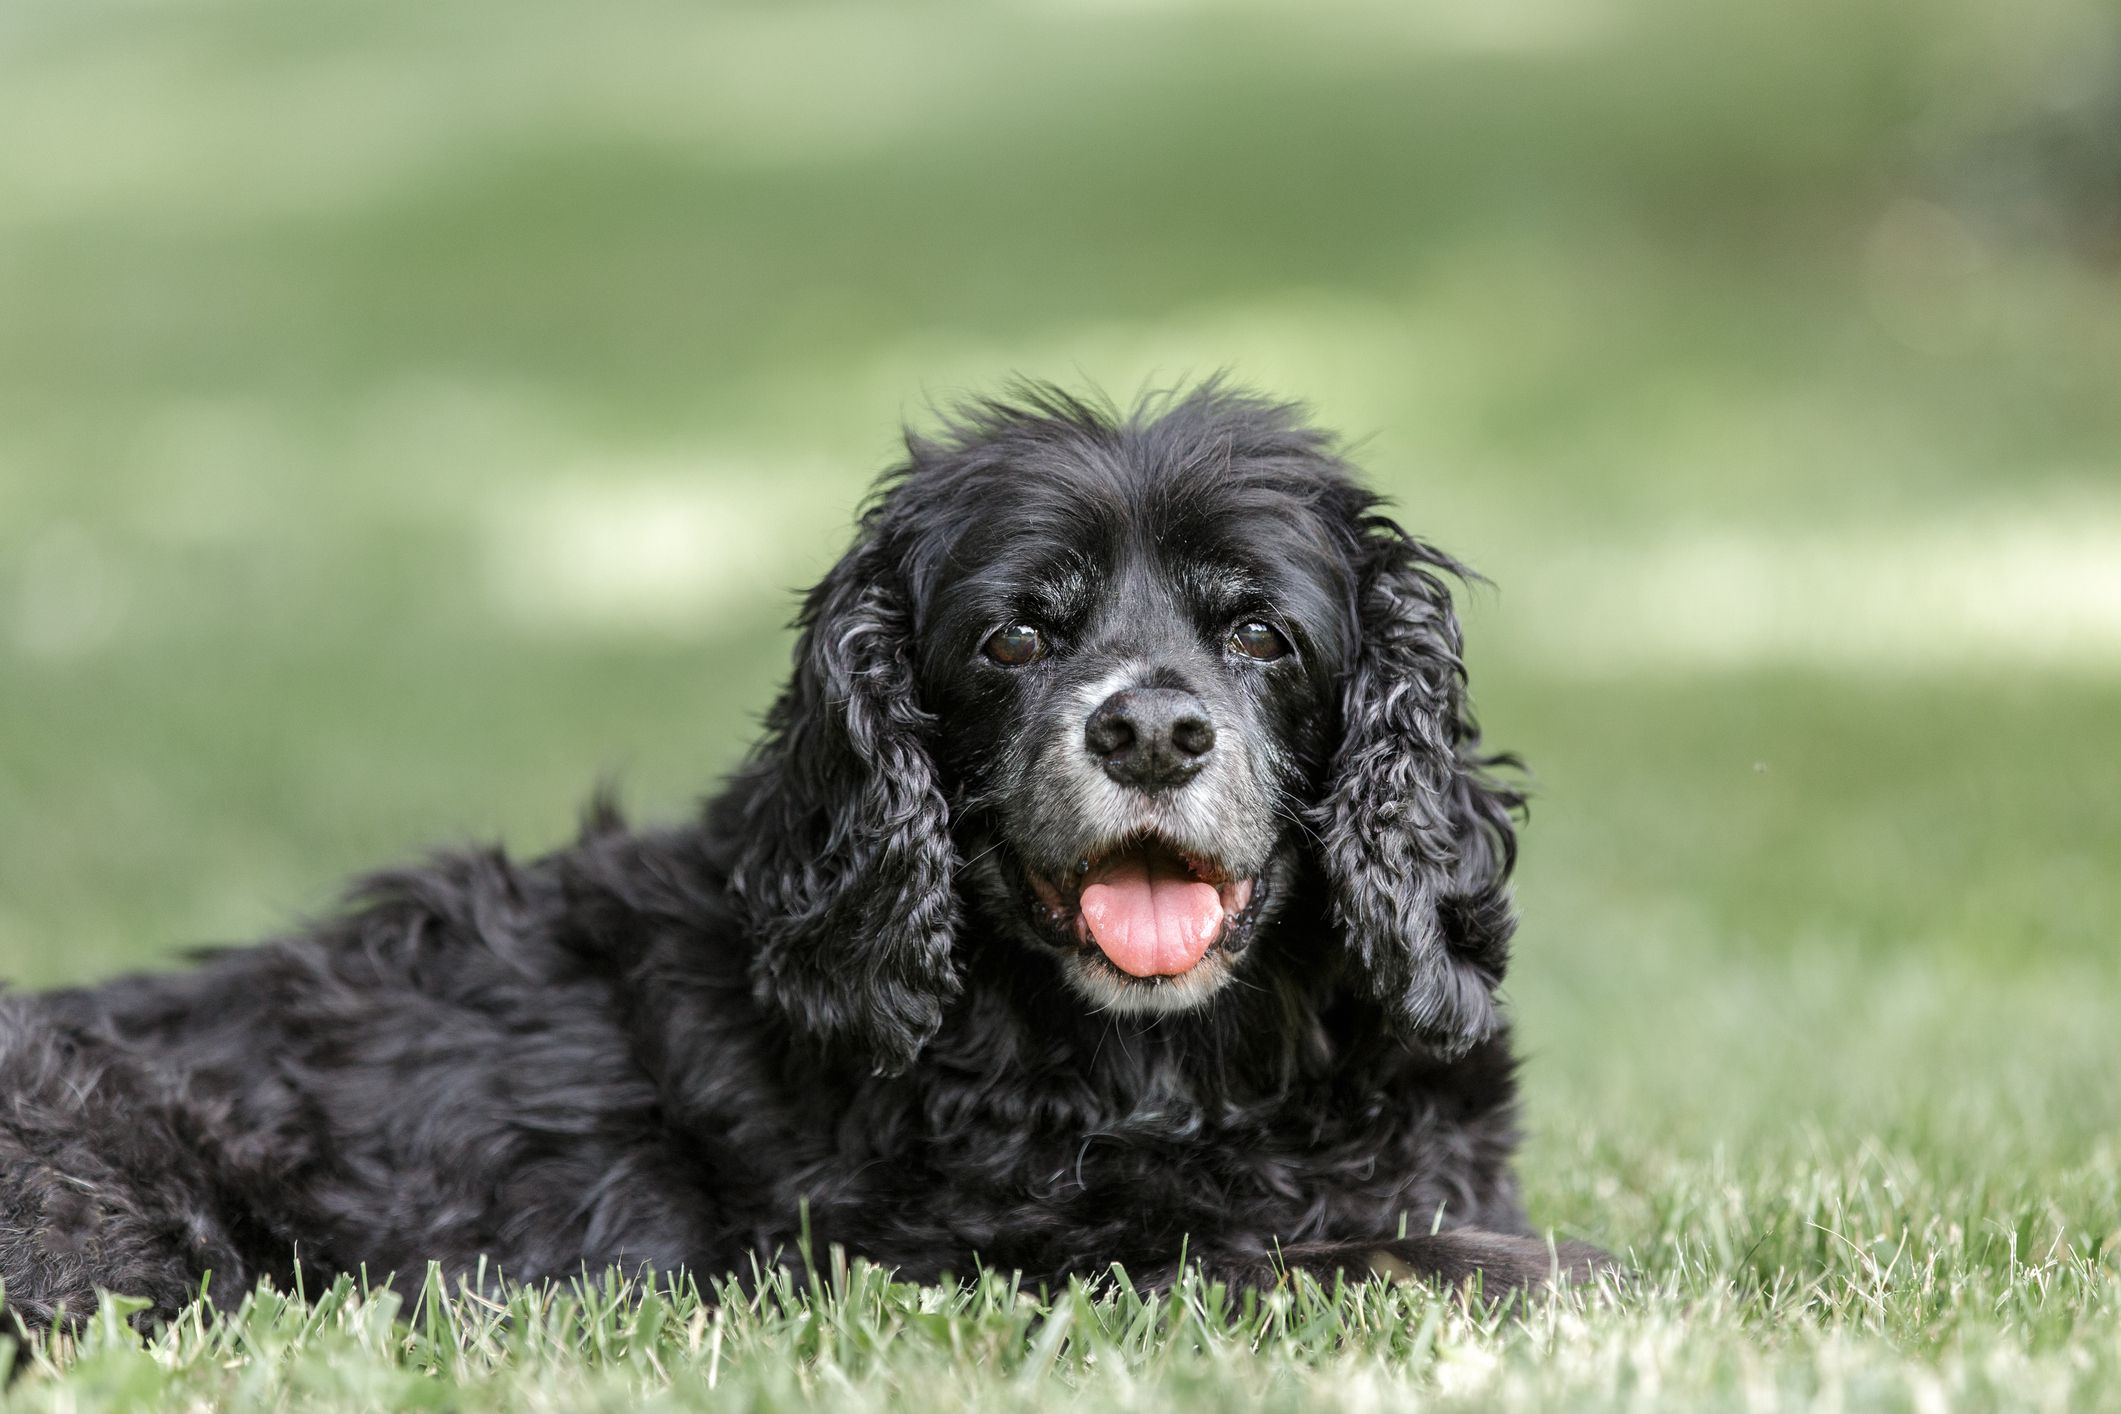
[
  {"x1": 1227, "y1": 620, "x2": 1290, "y2": 661},
  {"x1": 984, "y1": 623, "x2": 1047, "y2": 666}
]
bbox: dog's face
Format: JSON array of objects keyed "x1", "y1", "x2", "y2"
[
  {"x1": 917, "y1": 451, "x2": 1352, "y2": 1015},
  {"x1": 732, "y1": 385, "x2": 1521, "y2": 1072}
]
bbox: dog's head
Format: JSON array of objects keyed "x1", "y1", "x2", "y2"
[{"x1": 730, "y1": 383, "x2": 1521, "y2": 1073}]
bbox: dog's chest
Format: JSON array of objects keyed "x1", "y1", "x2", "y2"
[{"x1": 901, "y1": 1063, "x2": 1460, "y2": 1216}]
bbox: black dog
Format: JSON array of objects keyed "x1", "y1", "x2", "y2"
[{"x1": 0, "y1": 383, "x2": 1605, "y2": 1336}]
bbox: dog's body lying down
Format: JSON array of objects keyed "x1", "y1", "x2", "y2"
[{"x1": 0, "y1": 385, "x2": 1603, "y2": 1334}]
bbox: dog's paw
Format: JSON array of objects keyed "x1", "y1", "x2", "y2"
[{"x1": 1365, "y1": 1230, "x2": 1622, "y2": 1297}]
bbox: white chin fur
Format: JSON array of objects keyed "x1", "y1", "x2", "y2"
[{"x1": 1061, "y1": 950, "x2": 1233, "y2": 1015}]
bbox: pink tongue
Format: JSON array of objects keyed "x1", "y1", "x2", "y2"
[{"x1": 1079, "y1": 851, "x2": 1225, "y2": 977}]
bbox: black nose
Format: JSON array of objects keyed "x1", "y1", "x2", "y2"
[{"x1": 1084, "y1": 688, "x2": 1216, "y2": 790}]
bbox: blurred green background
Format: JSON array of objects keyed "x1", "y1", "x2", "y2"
[{"x1": 3, "y1": 0, "x2": 2118, "y2": 1254}]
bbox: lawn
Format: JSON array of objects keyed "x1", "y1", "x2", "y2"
[{"x1": 2, "y1": 0, "x2": 2119, "y2": 1408}]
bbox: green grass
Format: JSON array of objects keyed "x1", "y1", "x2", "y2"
[
  {"x1": 7, "y1": 1206, "x2": 2119, "y2": 1412},
  {"x1": 4, "y1": 0, "x2": 2120, "y2": 1407}
]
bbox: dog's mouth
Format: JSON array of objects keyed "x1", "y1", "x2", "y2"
[{"x1": 1024, "y1": 836, "x2": 1265, "y2": 981}]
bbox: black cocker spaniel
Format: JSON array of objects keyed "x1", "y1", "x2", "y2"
[{"x1": 0, "y1": 382, "x2": 1607, "y2": 1336}]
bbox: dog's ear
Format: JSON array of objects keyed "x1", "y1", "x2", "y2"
[
  {"x1": 729, "y1": 518, "x2": 960, "y2": 1074},
  {"x1": 1315, "y1": 514, "x2": 1522, "y2": 1059}
]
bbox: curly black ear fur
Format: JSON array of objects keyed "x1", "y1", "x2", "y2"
[
  {"x1": 1316, "y1": 514, "x2": 1524, "y2": 1059},
  {"x1": 729, "y1": 516, "x2": 961, "y2": 1074}
]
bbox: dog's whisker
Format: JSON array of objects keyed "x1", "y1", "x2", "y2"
[{"x1": 954, "y1": 838, "x2": 1009, "y2": 874}]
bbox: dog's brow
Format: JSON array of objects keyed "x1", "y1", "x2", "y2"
[
  {"x1": 1172, "y1": 559, "x2": 1267, "y2": 610},
  {"x1": 1028, "y1": 559, "x2": 1095, "y2": 618}
]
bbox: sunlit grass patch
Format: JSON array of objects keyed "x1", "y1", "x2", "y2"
[{"x1": 1498, "y1": 499, "x2": 2121, "y2": 673}]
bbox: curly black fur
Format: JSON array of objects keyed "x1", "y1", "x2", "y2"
[{"x1": 0, "y1": 382, "x2": 1605, "y2": 1338}]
